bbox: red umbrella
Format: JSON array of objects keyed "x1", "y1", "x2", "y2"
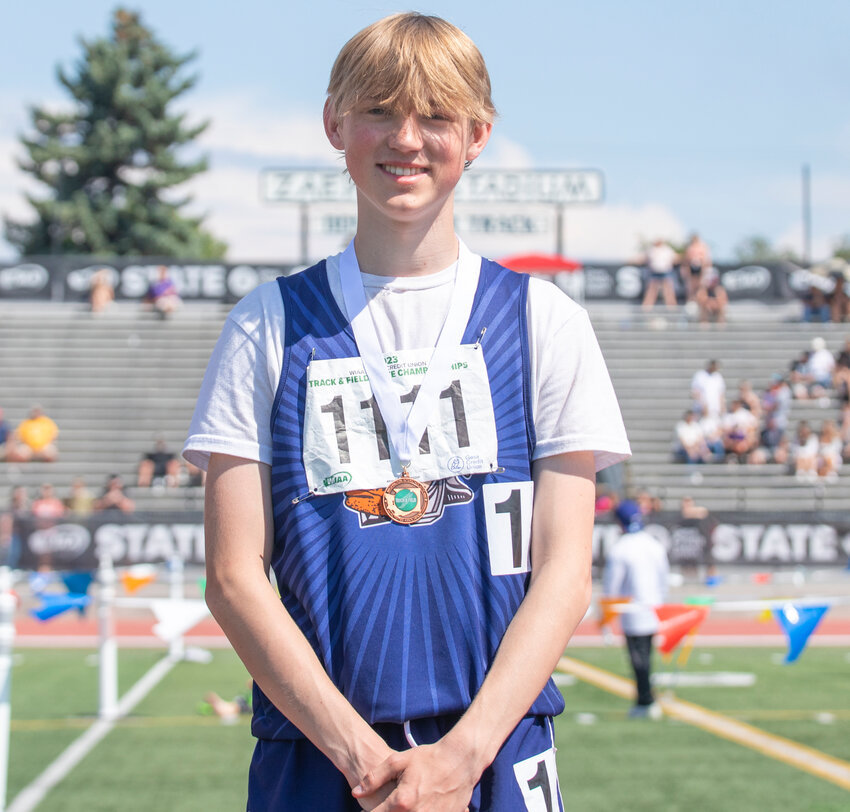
[{"x1": 498, "y1": 253, "x2": 583, "y2": 273}]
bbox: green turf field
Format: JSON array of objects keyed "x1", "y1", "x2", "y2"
[{"x1": 5, "y1": 646, "x2": 850, "y2": 810}]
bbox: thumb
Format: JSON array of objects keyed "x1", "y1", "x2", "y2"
[{"x1": 352, "y1": 753, "x2": 403, "y2": 797}]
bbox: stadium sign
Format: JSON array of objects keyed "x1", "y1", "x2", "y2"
[{"x1": 261, "y1": 168, "x2": 604, "y2": 204}]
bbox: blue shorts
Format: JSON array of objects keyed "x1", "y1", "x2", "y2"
[{"x1": 247, "y1": 714, "x2": 563, "y2": 811}]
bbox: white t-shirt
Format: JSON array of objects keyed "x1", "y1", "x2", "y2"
[
  {"x1": 647, "y1": 244, "x2": 677, "y2": 274},
  {"x1": 603, "y1": 529, "x2": 669, "y2": 636},
  {"x1": 691, "y1": 369, "x2": 726, "y2": 418},
  {"x1": 183, "y1": 252, "x2": 631, "y2": 473},
  {"x1": 807, "y1": 348, "x2": 835, "y2": 383}
]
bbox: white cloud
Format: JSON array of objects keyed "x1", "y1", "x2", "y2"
[
  {"x1": 193, "y1": 93, "x2": 336, "y2": 164},
  {"x1": 476, "y1": 135, "x2": 534, "y2": 169}
]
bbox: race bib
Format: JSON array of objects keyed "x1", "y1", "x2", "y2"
[
  {"x1": 513, "y1": 747, "x2": 561, "y2": 812},
  {"x1": 303, "y1": 345, "x2": 498, "y2": 494}
]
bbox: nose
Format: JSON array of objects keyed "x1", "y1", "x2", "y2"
[{"x1": 388, "y1": 113, "x2": 424, "y2": 151}]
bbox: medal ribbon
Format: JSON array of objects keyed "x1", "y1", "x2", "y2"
[{"x1": 339, "y1": 238, "x2": 480, "y2": 474}]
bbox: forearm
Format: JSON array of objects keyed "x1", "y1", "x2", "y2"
[
  {"x1": 206, "y1": 572, "x2": 392, "y2": 785},
  {"x1": 204, "y1": 454, "x2": 392, "y2": 788},
  {"x1": 442, "y1": 452, "x2": 595, "y2": 775}
]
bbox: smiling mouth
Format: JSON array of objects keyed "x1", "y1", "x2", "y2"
[{"x1": 380, "y1": 165, "x2": 427, "y2": 176}]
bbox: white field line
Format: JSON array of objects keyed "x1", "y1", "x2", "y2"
[
  {"x1": 557, "y1": 656, "x2": 850, "y2": 793},
  {"x1": 6, "y1": 654, "x2": 178, "y2": 812}
]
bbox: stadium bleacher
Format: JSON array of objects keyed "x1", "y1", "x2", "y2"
[{"x1": 1, "y1": 297, "x2": 848, "y2": 514}]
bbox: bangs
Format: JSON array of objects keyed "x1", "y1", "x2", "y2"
[{"x1": 328, "y1": 13, "x2": 495, "y2": 125}]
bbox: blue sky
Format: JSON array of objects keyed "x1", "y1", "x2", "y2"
[{"x1": 2, "y1": 0, "x2": 848, "y2": 262}]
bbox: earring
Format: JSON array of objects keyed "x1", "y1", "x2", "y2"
[{"x1": 464, "y1": 160, "x2": 472, "y2": 170}]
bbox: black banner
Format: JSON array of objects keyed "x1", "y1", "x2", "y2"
[
  {"x1": 0, "y1": 257, "x2": 803, "y2": 303},
  {"x1": 10, "y1": 510, "x2": 850, "y2": 571}
]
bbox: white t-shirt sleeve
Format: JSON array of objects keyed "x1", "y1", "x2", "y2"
[
  {"x1": 182, "y1": 282, "x2": 285, "y2": 471},
  {"x1": 527, "y1": 278, "x2": 631, "y2": 471}
]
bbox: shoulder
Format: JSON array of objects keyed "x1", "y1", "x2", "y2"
[
  {"x1": 525, "y1": 275, "x2": 587, "y2": 334},
  {"x1": 226, "y1": 279, "x2": 285, "y2": 342}
]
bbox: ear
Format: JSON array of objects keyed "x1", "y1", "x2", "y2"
[
  {"x1": 465, "y1": 121, "x2": 492, "y2": 163},
  {"x1": 323, "y1": 98, "x2": 345, "y2": 150}
]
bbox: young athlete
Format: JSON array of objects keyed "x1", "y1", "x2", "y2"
[{"x1": 184, "y1": 12, "x2": 630, "y2": 811}]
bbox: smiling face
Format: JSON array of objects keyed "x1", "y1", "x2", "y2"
[{"x1": 324, "y1": 100, "x2": 490, "y2": 228}]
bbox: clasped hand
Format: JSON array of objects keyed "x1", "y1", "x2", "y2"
[{"x1": 353, "y1": 739, "x2": 478, "y2": 812}]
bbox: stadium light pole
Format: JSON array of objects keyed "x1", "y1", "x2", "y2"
[{"x1": 802, "y1": 163, "x2": 812, "y2": 264}]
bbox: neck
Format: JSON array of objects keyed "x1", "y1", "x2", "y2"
[{"x1": 352, "y1": 200, "x2": 459, "y2": 277}]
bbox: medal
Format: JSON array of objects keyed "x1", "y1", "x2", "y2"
[
  {"x1": 382, "y1": 468, "x2": 429, "y2": 524},
  {"x1": 338, "y1": 237, "x2": 481, "y2": 522}
]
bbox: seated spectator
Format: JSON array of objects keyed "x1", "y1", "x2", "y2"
[
  {"x1": 94, "y1": 475, "x2": 135, "y2": 514},
  {"x1": 737, "y1": 380, "x2": 762, "y2": 420},
  {"x1": 828, "y1": 270, "x2": 850, "y2": 323},
  {"x1": 137, "y1": 437, "x2": 181, "y2": 488},
  {"x1": 817, "y1": 420, "x2": 843, "y2": 482},
  {"x1": 0, "y1": 407, "x2": 12, "y2": 461},
  {"x1": 801, "y1": 283, "x2": 830, "y2": 323},
  {"x1": 807, "y1": 337, "x2": 835, "y2": 395},
  {"x1": 840, "y1": 403, "x2": 850, "y2": 462},
  {"x1": 65, "y1": 477, "x2": 95, "y2": 517},
  {"x1": 680, "y1": 233, "x2": 711, "y2": 303},
  {"x1": 722, "y1": 400, "x2": 759, "y2": 462},
  {"x1": 761, "y1": 374, "x2": 792, "y2": 430},
  {"x1": 694, "y1": 267, "x2": 728, "y2": 325},
  {"x1": 179, "y1": 459, "x2": 206, "y2": 488},
  {"x1": 6, "y1": 406, "x2": 59, "y2": 462},
  {"x1": 833, "y1": 357, "x2": 850, "y2": 406},
  {"x1": 143, "y1": 265, "x2": 181, "y2": 318},
  {"x1": 0, "y1": 486, "x2": 30, "y2": 567},
  {"x1": 788, "y1": 351, "x2": 813, "y2": 399},
  {"x1": 691, "y1": 359, "x2": 726, "y2": 419},
  {"x1": 31, "y1": 483, "x2": 67, "y2": 527},
  {"x1": 790, "y1": 421, "x2": 819, "y2": 482},
  {"x1": 698, "y1": 408, "x2": 726, "y2": 461},
  {"x1": 635, "y1": 489, "x2": 663, "y2": 519},
  {"x1": 674, "y1": 411, "x2": 711, "y2": 463},
  {"x1": 748, "y1": 415, "x2": 787, "y2": 465},
  {"x1": 89, "y1": 267, "x2": 115, "y2": 314}
]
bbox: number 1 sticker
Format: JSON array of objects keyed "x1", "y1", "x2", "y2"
[
  {"x1": 513, "y1": 748, "x2": 560, "y2": 812},
  {"x1": 482, "y1": 481, "x2": 533, "y2": 576}
]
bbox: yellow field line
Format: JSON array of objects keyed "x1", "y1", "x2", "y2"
[{"x1": 557, "y1": 656, "x2": 850, "y2": 793}]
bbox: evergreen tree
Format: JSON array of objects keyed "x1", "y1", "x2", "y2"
[{"x1": 5, "y1": 9, "x2": 226, "y2": 258}]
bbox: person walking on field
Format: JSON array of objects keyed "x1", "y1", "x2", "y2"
[
  {"x1": 603, "y1": 500, "x2": 669, "y2": 719},
  {"x1": 184, "y1": 12, "x2": 630, "y2": 812}
]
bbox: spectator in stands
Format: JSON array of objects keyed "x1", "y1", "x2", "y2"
[
  {"x1": 790, "y1": 421, "x2": 820, "y2": 482},
  {"x1": 722, "y1": 400, "x2": 760, "y2": 462},
  {"x1": 761, "y1": 374, "x2": 793, "y2": 431},
  {"x1": 0, "y1": 486, "x2": 29, "y2": 567},
  {"x1": 808, "y1": 337, "x2": 835, "y2": 395},
  {"x1": 840, "y1": 403, "x2": 850, "y2": 462},
  {"x1": 641, "y1": 238, "x2": 680, "y2": 311},
  {"x1": 635, "y1": 489, "x2": 663, "y2": 518},
  {"x1": 694, "y1": 266, "x2": 728, "y2": 326},
  {"x1": 0, "y1": 408, "x2": 12, "y2": 461},
  {"x1": 698, "y1": 407, "x2": 726, "y2": 462},
  {"x1": 94, "y1": 474, "x2": 135, "y2": 514},
  {"x1": 65, "y1": 477, "x2": 95, "y2": 517},
  {"x1": 828, "y1": 271, "x2": 850, "y2": 323},
  {"x1": 691, "y1": 359, "x2": 726, "y2": 419},
  {"x1": 749, "y1": 415, "x2": 788, "y2": 465},
  {"x1": 834, "y1": 357, "x2": 850, "y2": 406},
  {"x1": 89, "y1": 267, "x2": 115, "y2": 314},
  {"x1": 5, "y1": 406, "x2": 59, "y2": 463},
  {"x1": 817, "y1": 420, "x2": 843, "y2": 482},
  {"x1": 674, "y1": 411, "x2": 711, "y2": 463},
  {"x1": 737, "y1": 380, "x2": 762, "y2": 421},
  {"x1": 143, "y1": 265, "x2": 181, "y2": 318},
  {"x1": 801, "y1": 283, "x2": 830, "y2": 323},
  {"x1": 31, "y1": 483, "x2": 67, "y2": 527},
  {"x1": 680, "y1": 233, "x2": 711, "y2": 302},
  {"x1": 137, "y1": 436, "x2": 181, "y2": 488}
]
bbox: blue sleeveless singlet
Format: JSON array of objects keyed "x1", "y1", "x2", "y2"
[{"x1": 251, "y1": 258, "x2": 566, "y2": 740}]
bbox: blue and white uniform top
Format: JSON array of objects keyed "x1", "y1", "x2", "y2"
[{"x1": 184, "y1": 248, "x2": 631, "y2": 740}]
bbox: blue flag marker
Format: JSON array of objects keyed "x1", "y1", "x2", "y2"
[
  {"x1": 61, "y1": 571, "x2": 94, "y2": 596},
  {"x1": 31, "y1": 593, "x2": 91, "y2": 622},
  {"x1": 772, "y1": 604, "x2": 829, "y2": 663}
]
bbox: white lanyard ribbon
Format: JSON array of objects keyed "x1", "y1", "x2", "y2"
[{"x1": 338, "y1": 238, "x2": 480, "y2": 472}]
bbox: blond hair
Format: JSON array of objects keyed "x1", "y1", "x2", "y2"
[{"x1": 327, "y1": 12, "x2": 496, "y2": 126}]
